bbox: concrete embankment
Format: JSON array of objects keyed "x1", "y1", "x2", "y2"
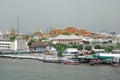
[
  {"x1": 0, "y1": 54, "x2": 62, "y2": 61},
  {"x1": 0, "y1": 54, "x2": 43, "y2": 60}
]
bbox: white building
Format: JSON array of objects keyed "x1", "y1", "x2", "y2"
[
  {"x1": 0, "y1": 40, "x2": 29, "y2": 52},
  {"x1": 14, "y1": 40, "x2": 29, "y2": 51},
  {"x1": 0, "y1": 40, "x2": 11, "y2": 49},
  {"x1": 52, "y1": 34, "x2": 83, "y2": 44},
  {"x1": 63, "y1": 48, "x2": 79, "y2": 56}
]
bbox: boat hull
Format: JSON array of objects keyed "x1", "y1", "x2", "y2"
[
  {"x1": 42, "y1": 59, "x2": 62, "y2": 63},
  {"x1": 64, "y1": 61, "x2": 79, "y2": 65}
]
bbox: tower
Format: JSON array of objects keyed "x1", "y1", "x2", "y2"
[{"x1": 17, "y1": 16, "x2": 19, "y2": 34}]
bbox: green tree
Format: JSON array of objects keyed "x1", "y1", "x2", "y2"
[
  {"x1": 46, "y1": 41, "x2": 53, "y2": 50},
  {"x1": 104, "y1": 46, "x2": 114, "y2": 52},
  {"x1": 85, "y1": 45, "x2": 92, "y2": 51},
  {"x1": 102, "y1": 41, "x2": 108, "y2": 44},
  {"x1": 54, "y1": 43, "x2": 67, "y2": 57},
  {"x1": 28, "y1": 39, "x2": 35, "y2": 46},
  {"x1": 63, "y1": 32, "x2": 69, "y2": 35},
  {"x1": 108, "y1": 40, "x2": 112, "y2": 43},
  {"x1": 77, "y1": 44, "x2": 83, "y2": 50},
  {"x1": 10, "y1": 35, "x2": 16, "y2": 41},
  {"x1": 116, "y1": 43, "x2": 120, "y2": 48},
  {"x1": 21, "y1": 34, "x2": 29, "y2": 40},
  {"x1": 94, "y1": 44, "x2": 102, "y2": 49},
  {"x1": 83, "y1": 41, "x2": 90, "y2": 44},
  {"x1": 39, "y1": 38, "x2": 46, "y2": 42},
  {"x1": 71, "y1": 43, "x2": 78, "y2": 48},
  {"x1": 47, "y1": 41, "x2": 53, "y2": 46}
]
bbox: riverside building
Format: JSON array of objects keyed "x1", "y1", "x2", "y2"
[{"x1": 0, "y1": 39, "x2": 29, "y2": 52}]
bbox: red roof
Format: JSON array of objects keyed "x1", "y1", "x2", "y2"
[{"x1": 29, "y1": 42, "x2": 46, "y2": 48}]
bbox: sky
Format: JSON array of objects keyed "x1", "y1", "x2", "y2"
[{"x1": 0, "y1": 0, "x2": 120, "y2": 33}]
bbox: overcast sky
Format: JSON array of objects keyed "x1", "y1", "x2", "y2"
[{"x1": 0, "y1": 0, "x2": 120, "y2": 33}]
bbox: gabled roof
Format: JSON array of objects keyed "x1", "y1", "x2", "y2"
[{"x1": 29, "y1": 42, "x2": 46, "y2": 48}]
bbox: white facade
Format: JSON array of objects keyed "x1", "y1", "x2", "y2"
[
  {"x1": 52, "y1": 35, "x2": 83, "y2": 44},
  {"x1": 0, "y1": 40, "x2": 11, "y2": 49},
  {"x1": 99, "y1": 53, "x2": 120, "y2": 58},
  {"x1": 14, "y1": 40, "x2": 29, "y2": 51},
  {"x1": 63, "y1": 48, "x2": 79, "y2": 56},
  {"x1": 0, "y1": 40, "x2": 29, "y2": 51}
]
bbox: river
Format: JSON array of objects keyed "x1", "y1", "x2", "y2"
[{"x1": 0, "y1": 58, "x2": 120, "y2": 80}]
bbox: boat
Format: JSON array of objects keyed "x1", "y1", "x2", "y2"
[
  {"x1": 42, "y1": 59, "x2": 62, "y2": 63},
  {"x1": 89, "y1": 59, "x2": 104, "y2": 65},
  {"x1": 64, "y1": 58, "x2": 79, "y2": 65}
]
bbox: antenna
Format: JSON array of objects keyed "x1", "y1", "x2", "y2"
[{"x1": 17, "y1": 16, "x2": 19, "y2": 34}]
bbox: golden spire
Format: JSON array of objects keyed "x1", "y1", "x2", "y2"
[{"x1": 10, "y1": 24, "x2": 16, "y2": 35}]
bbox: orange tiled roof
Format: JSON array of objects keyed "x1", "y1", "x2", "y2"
[
  {"x1": 79, "y1": 29, "x2": 91, "y2": 36},
  {"x1": 64, "y1": 27, "x2": 79, "y2": 34},
  {"x1": 50, "y1": 29, "x2": 63, "y2": 35}
]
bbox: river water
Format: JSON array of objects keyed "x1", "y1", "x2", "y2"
[{"x1": 0, "y1": 58, "x2": 120, "y2": 80}]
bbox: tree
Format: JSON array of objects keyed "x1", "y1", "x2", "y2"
[
  {"x1": 102, "y1": 41, "x2": 108, "y2": 44},
  {"x1": 21, "y1": 34, "x2": 29, "y2": 40},
  {"x1": 54, "y1": 43, "x2": 67, "y2": 57},
  {"x1": 116, "y1": 43, "x2": 120, "y2": 48},
  {"x1": 39, "y1": 38, "x2": 46, "y2": 42},
  {"x1": 77, "y1": 44, "x2": 83, "y2": 50},
  {"x1": 28, "y1": 39, "x2": 35, "y2": 46},
  {"x1": 63, "y1": 32, "x2": 69, "y2": 35},
  {"x1": 94, "y1": 44, "x2": 102, "y2": 49},
  {"x1": 108, "y1": 40, "x2": 112, "y2": 43},
  {"x1": 83, "y1": 41, "x2": 90, "y2": 44},
  {"x1": 10, "y1": 35, "x2": 16, "y2": 41},
  {"x1": 104, "y1": 46, "x2": 114, "y2": 52},
  {"x1": 85, "y1": 45, "x2": 92, "y2": 51},
  {"x1": 71, "y1": 43, "x2": 78, "y2": 48}
]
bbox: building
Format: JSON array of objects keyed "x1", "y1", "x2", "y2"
[
  {"x1": 52, "y1": 34, "x2": 83, "y2": 44},
  {"x1": 29, "y1": 42, "x2": 47, "y2": 52},
  {"x1": 0, "y1": 39, "x2": 29, "y2": 52},
  {"x1": 0, "y1": 40, "x2": 11, "y2": 49},
  {"x1": 14, "y1": 40, "x2": 29, "y2": 51},
  {"x1": 63, "y1": 48, "x2": 79, "y2": 56}
]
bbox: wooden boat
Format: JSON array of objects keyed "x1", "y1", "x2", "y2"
[{"x1": 64, "y1": 58, "x2": 79, "y2": 65}]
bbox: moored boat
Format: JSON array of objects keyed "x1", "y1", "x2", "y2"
[
  {"x1": 89, "y1": 59, "x2": 104, "y2": 65},
  {"x1": 42, "y1": 59, "x2": 62, "y2": 63},
  {"x1": 64, "y1": 58, "x2": 79, "y2": 65}
]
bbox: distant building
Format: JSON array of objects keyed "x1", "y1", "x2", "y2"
[
  {"x1": 34, "y1": 28, "x2": 41, "y2": 37},
  {"x1": 9, "y1": 26, "x2": 16, "y2": 36},
  {"x1": 50, "y1": 27, "x2": 91, "y2": 37},
  {"x1": 52, "y1": 34, "x2": 83, "y2": 44}
]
